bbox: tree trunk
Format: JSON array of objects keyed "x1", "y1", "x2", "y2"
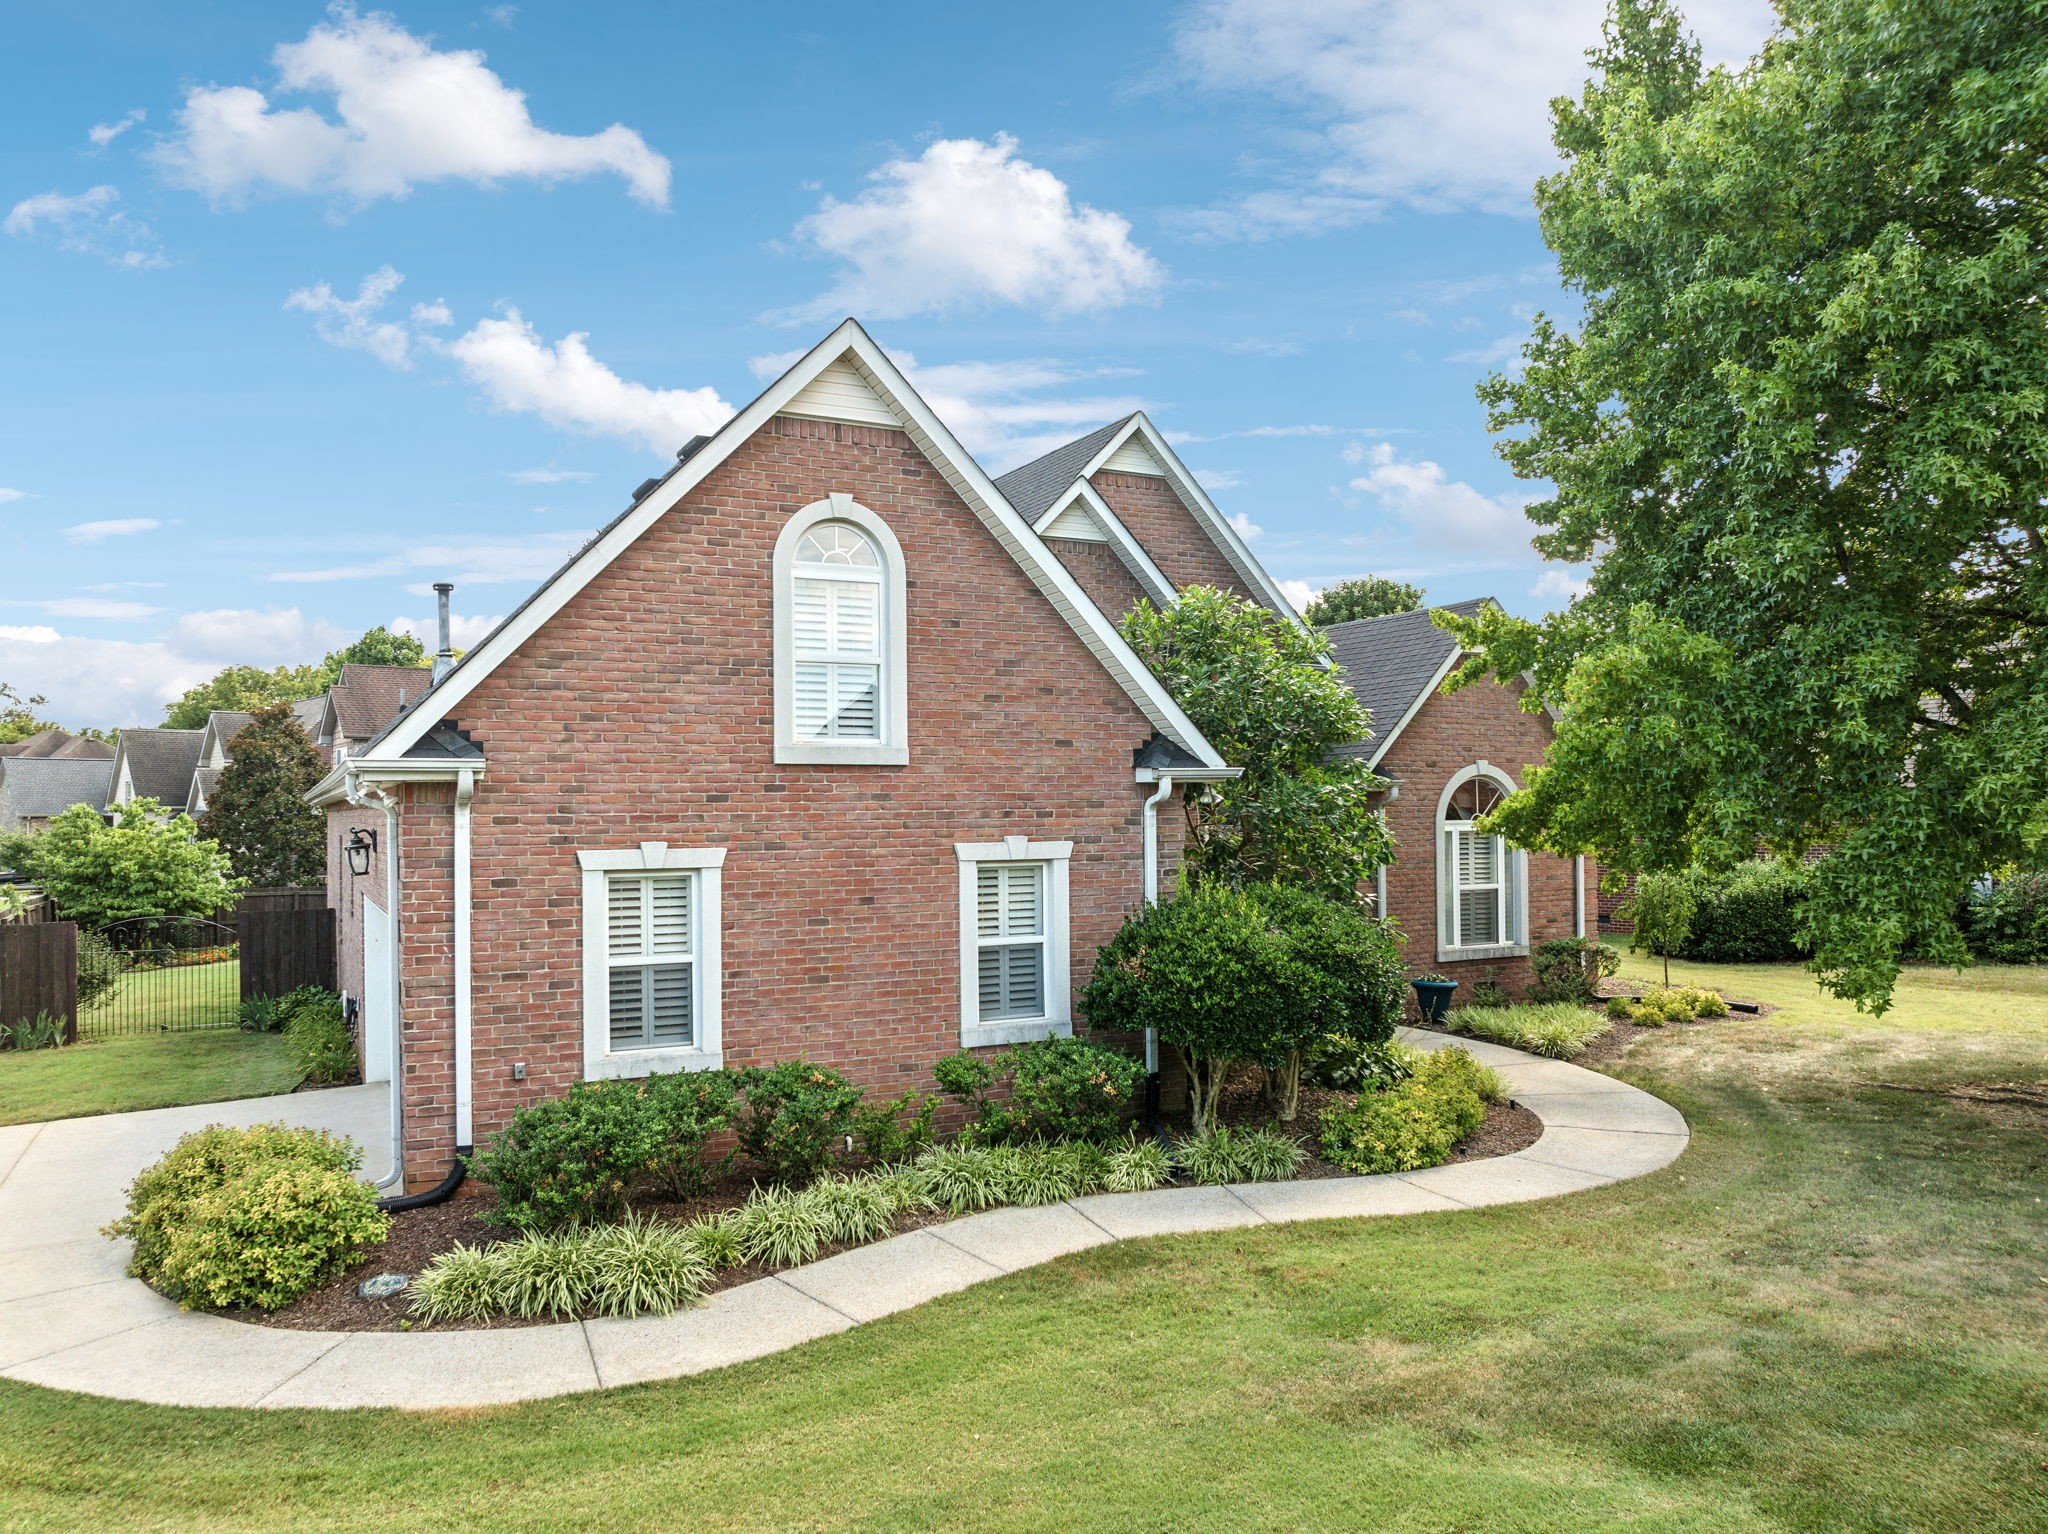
[
  {"x1": 1264, "y1": 1051, "x2": 1302, "y2": 1121},
  {"x1": 1181, "y1": 1045, "x2": 1228, "y2": 1137}
]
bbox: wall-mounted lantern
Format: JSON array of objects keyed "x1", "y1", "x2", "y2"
[{"x1": 344, "y1": 827, "x2": 377, "y2": 878}]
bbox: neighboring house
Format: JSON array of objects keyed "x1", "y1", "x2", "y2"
[
  {"x1": 0, "y1": 728, "x2": 115, "y2": 761},
  {"x1": 314, "y1": 665, "x2": 433, "y2": 765},
  {"x1": 184, "y1": 710, "x2": 255, "y2": 818},
  {"x1": 104, "y1": 728, "x2": 205, "y2": 817},
  {"x1": 306, "y1": 318, "x2": 1571, "y2": 1192},
  {"x1": 0, "y1": 755, "x2": 117, "y2": 834},
  {"x1": 1325, "y1": 601, "x2": 1586, "y2": 994}
]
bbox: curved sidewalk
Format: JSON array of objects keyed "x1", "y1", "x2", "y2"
[{"x1": 0, "y1": 1029, "x2": 1687, "y2": 1411}]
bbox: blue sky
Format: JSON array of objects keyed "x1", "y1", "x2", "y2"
[{"x1": 0, "y1": 1, "x2": 1776, "y2": 726}]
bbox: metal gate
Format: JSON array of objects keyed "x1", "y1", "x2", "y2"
[{"x1": 80, "y1": 917, "x2": 241, "y2": 1040}]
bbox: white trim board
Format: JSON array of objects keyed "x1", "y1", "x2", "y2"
[
  {"x1": 578, "y1": 843, "x2": 727, "y2": 1080},
  {"x1": 1033, "y1": 481, "x2": 1176, "y2": 608},
  {"x1": 362, "y1": 320, "x2": 1227, "y2": 772},
  {"x1": 955, "y1": 835, "x2": 1074, "y2": 1050}
]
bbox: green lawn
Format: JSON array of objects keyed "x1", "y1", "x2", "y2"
[
  {"x1": 81, "y1": 959, "x2": 242, "y2": 1040},
  {"x1": 0, "y1": 1029, "x2": 301, "y2": 1128},
  {"x1": 2, "y1": 960, "x2": 2044, "y2": 1531}
]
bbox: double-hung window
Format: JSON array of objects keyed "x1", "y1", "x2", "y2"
[
  {"x1": 1437, "y1": 768, "x2": 1526, "y2": 959},
  {"x1": 956, "y1": 837, "x2": 1072, "y2": 1047},
  {"x1": 578, "y1": 844, "x2": 725, "y2": 1079},
  {"x1": 773, "y1": 495, "x2": 908, "y2": 765}
]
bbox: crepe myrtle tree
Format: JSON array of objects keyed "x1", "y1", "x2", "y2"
[
  {"x1": 1121, "y1": 587, "x2": 1393, "y2": 902},
  {"x1": 1441, "y1": 0, "x2": 2048, "y2": 1011}
]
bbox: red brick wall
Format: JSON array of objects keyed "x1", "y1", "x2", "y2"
[
  {"x1": 390, "y1": 416, "x2": 1184, "y2": 1186},
  {"x1": 1376, "y1": 673, "x2": 1579, "y2": 1004},
  {"x1": 1043, "y1": 535, "x2": 1147, "y2": 620},
  {"x1": 1088, "y1": 471, "x2": 1253, "y2": 599}
]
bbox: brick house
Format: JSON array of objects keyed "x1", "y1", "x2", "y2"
[
  {"x1": 308, "y1": 319, "x2": 1570, "y2": 1191},
  {"x1": 1325, "y1": 600, "x2": 1588, "y2": 995}
]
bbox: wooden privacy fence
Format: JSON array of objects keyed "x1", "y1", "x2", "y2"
[
  {"x1": 239, "y1": 908, "x2": 336, "y2": 1002},
  {"x1": 0, "y1": 921, "x2": 78, "y2": 1044}
]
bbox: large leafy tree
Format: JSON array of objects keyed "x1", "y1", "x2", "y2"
[
  {"x1": 160, "y1": 626, "x2": 431, "y2": 728},
  {"x1": 0, "y1": 801, "x2": 240, "y2": 927},
  {"x1": 1301, "y1": 576, "x2": 1425, "y2": 627},
  {"x1": 198, "y1": 703, "x2": 326, "y2": 886},
  {"x1": 1120, "y1": 587, "x2": 1393, "y2": 902},
  {"x1": 1443, "y1": 0, "x2": 2048, "y2": 1009},
  {"x1": 315, "y1": 626, "x2": 428, "y2": 687}
]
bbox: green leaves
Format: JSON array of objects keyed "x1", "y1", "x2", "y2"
[
  {"x1": 1455, "y1": 0, "x2": 2048, "y2": 1009},
  {"x1": 2, "y1": 800, "x2": 239, "y2": 927},
  {"x1": 198, "y1": 702, "x2": 326, "y2": 887}
]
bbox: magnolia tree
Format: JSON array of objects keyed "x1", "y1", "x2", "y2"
[
  {"x1": 1121, "y1": 587, "x2": 1393, "y2": 901},
  {"x1": 1441, "y1": 0, "x2": 2048, "y2": 1011},
  {"x1": 1083, "y1": 881, "x2": 1405, "y2": 1131},
  {"x1": 199, "y1": 703, "x2": 325, "y2": 887}
]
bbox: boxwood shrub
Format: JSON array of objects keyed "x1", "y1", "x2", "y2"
[{"x1": 1678, "y1": 860, "x2": 1813, "y2": 963}]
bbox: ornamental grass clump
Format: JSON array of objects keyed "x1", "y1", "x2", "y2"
[
  {"x1": 992, "y1": 1142, "x2": 1094, "y2": 1206},
  {"x1": 912, "y1": 1144, "x2": 1010, "y2": 1214},
  {"x1": 494, "y1": 1230, "x2": 602, "y2": 1319},
  {"x1": 729, "y1": 1183, "x2": 835, "y2": 1268},
  {"x1": 1100, "y1": 1135, "x2": 1171, "y2": 1193},
  {"x1": 585, "y1": 1217, "x2": 713, "y2": 1317},
  {"x1": 803, "y1": 1175, "x2": 896, "y2": 1246},
  {"x1": 406, "y1": 1243, "x2": 502, "y2": 1324},
  {"x1": 684, "y1": 1211, "x2": 746, "y2": 1270},
  {"x1": 1173, "y1": 1124, "x2": 1307, "y2": 1185},
  {"x1": 1443, "y1": 1000, "x2": 1612, "y2": 1060}
]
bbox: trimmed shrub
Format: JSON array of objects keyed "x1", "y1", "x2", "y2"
[
  {"x1": 1005, "y1": 1036, "x2": 1147, "y2": 1142},
  {"x1": 1101, "y1": 1135, "x2": 1171, "y2": 1193},
  {"x1": 1679, "y1": 860, "x2": 1813, "y2": 963},
  {"x1": 1612, "y1": 987, "x2": 1729, "y2": 1026},
  {"x1": 637, "y1": 1069, "x2": 741, "y2": 1199},
  {"x1": 151, "y1": 1159, "x2": 388, "y2": 1312},
  {"x1": 733, "y1": 1059, "x2": 863, "y2": 1185},
  {"x1": 1317, "y1": 1047, "x2": 1490, "y2": 1176},
  {"x1": 1527, "y1": 936, "x2": 1620, "y2": 1005},
  {"x1": 853, "y1": 1091, "x2": 937, "y2": 1165},
  {"x1": 1304, "y1": 1033, "x2": 1412, "y2": 1093},
  {"x1": 1444, "y1": 1001, "x2": 1612, "y2": 1060},
  {"x1": 1174, "y1": 1124, "x2": 1307, "y2": 1185},
  {"x1": 1468, "y1": 980, "x2": 1513, "y2": 1010},
  {"x1": 470, "y1": 1080, "x2": 663, "y2": 1232},
  {"x1": 1409, "y1": 1045, "x2": 1508, "y2": 1107},
  {"x1": 1963, "y1": 872, "x2": 2048, "y2": 963},
  {"x1": 108, "y1": 1122, "x2": 365, "y2": 1277}
]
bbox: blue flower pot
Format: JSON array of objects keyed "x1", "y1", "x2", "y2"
[{"x1": 1411, "y1": 978, "x2": 1459, "y2": 1024}]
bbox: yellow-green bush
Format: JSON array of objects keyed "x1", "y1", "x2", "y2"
[
  {"x1": 1317, "y1": 1045, "x2": 1492, "y2": 1175},
  {"x1": 106, "y1": 1122, "x2": 386, "y2": 1311},
  {"x1": 1612, "y1": 987, "x2": 1730, "y2": 1026}
]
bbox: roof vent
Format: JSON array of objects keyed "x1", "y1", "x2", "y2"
[
  {"x1": 631, "y1": 476, "x2": 661, "y2": 504},
  {"x1": 677, "y1": 434, "x2": 711, "y2": 463}
]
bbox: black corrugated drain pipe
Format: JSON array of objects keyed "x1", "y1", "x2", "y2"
[{"x1": 376, "y1": 1147, "x2": 471, "y2": 1213}]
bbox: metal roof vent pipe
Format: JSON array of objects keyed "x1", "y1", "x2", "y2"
[{"x1": 432, "y1": 582, "x2": 455, "y2": 684}]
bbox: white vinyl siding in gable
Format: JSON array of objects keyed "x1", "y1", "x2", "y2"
[
  {"x1": 604, "y1": 873, "x2": 695, "y2": 1051},
  {"x1": 975, "y1": 863, "x2": 1046, "y2": 1021}
]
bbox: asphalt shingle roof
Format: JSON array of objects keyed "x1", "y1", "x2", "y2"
[
  {"x1": 0, "y1": 728, "x2": 114, "y2": 761},
  {"x1": 330, "y1": 665, "x2": 434, "y2": 742},
  {"x1": 991, "y1": 416, "x2": 1135, "y2": 525},
  {"x1": 206, "y1": 711, "x2": 256, "y2": 750},
  {"x1": 1323, "y1": 598, "x2": 1493, "y2": 760},
  {"x1": 0, "y1": 756, "x2": 116, "y2": 828},
  {"x1": 113, "y1": 728, "x2": 205, "y2": 806}
]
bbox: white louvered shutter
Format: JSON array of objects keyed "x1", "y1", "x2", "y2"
[
  {"x1": 975, "y1": 863, "x2": 1045, "y2": 1021},
  {"x1": 605, "y1": 873, "x2": 694, "y2": 1051},
  {"x1": 1452, "y1": 829, "x2": 1503, "y2": 946},
  {"x1": 791, "y1": 574, "x2": 883, "y2": 740}
]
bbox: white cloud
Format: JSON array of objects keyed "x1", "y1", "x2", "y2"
[
  {"x1": 1278, "y1": 578, "x2": 1317, "y2": 612},
  {"x1": 1224, "y1": 338, "x2": 1302, "y2": 357},
  {"x1": 447, "y1": 310, "x2": 732, "y2": 452},
  {"x1": 168, "y1": 606, "x2": 351, "y2": 663},
  {"x1": 390, "y1": 610, "x2": 503, "y2": 649},
  {"x1": 482, "y1": 4, "x2": 519, "y2": 27},
  {"x1": 66, "y1": 518, "x2": 160, "y2": 543},
  {"x1": 39, "y1": 598, "x2": 164, "y2": 621},
  {"x1": 0, "y1": 625, "x2": 62, "y2": 644},
  {"x1": 88, "y1": 109, "x2": 146, "y2": 147},
  {"x1": 0, "y1": 629, "x2": 206, "y2": 726},
  {"x1": 1171, "y1": 0, "x2": 1776, "y2": 227},
  {"x1": 1446, "y1": 333, "x2": 1525, "y2": 368},
  {"x1": 83, "y1": 581, "x2": 165, "y2": 592},
  {"x1": 1347, "y1": 442, "x2": 1537, "y2": 549},
  {"x1": 786, "y1": 134, "x2": 1162, "y2": 320},
  {"x1": 506, "y1": 464, "x2": 595, "y2": 484},
  {"x1": 0, "y1": 488, "x2": 31, "y2": 504},
  {"x1": 284, "y1": 264, "x2": 439, "y2": 368},
  {"x1": 1227, "y1": 510, "x2": 1262, "y2": 540},
  {"x1": 5, "y1": 185, "x2": 166, "y2": 268},
  {"x1": 268, "y1": 531, "x2": 590, "y2": 587},
  {"x1": 1530, "y1": 567, "x2": 1590, "y2": 606},
  {"x1": 1195, "y1": 468, "x2": 1244, "y2": 492},
  {"x1": 151, "y1": 5, "x2": 670, "y2": 208}
]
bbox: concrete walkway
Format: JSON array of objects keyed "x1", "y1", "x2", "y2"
[{"x1": 0, "y1": 1030, "x2": 1687, "y2": 1410}]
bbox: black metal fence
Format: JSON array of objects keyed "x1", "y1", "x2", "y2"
[{"x1": 79, "y1": 917, "x2": 242, "y2": 1040}]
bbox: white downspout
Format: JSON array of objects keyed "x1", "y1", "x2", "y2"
[
  {"x1": 1139, "y1": 773, "x2": 1175, "y2": 1074},
  {"x1": 346, "y1": 773, "x2": 405, "y2": 1192},
  {"x1": 453, "y1": 767, "x2": 475, "y2": 1148},
  {"x1": 1574, "y1": 854, "x2": 1587, "y2": 939}
]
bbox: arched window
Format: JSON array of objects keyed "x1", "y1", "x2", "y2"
[
  {"x1": 773, "y1": 494, "x2": 908, "y2": 765},
  {"x1": 1437, "y1": 764, "x2": 1526, "y2": 957}
]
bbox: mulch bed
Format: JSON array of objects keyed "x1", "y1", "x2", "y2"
[{"x1": 253, "y1": 1068, "x2": 1543, "y2": 1334}]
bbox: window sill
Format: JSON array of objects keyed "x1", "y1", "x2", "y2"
[
  {"x1": 960, "y1": 1018, "x2": 1072, "y2": 1050},
  {"x1": 586, "y1": 1047, "x2": 724, "y2": 1081},
  {"x1": 1434, "y1": 943, "x2": 1529, "y2": 964},
  {"x1": 775, "y1": 741, "x2": 908, "y2": 767}
]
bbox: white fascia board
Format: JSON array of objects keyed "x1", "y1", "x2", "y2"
[
  {"x1": 1033, "y1": 481, "x2": 1177, "y2": 608},
  {"x1": 1079, "y1": 413, "x2": 1303, "y2": 623},
  {"x1": 1364, "y1": 648, "x2": 1466, "y2": 769},
  {"x1": 1133, "y1": 765, "x2": 1242, "y2": 783},
  {"x1": 367, "y1": 319, "x2": 1226, "y2": 771},
  {"x1": 305, "y1": 756, "x2": 487, "y2": 809}
]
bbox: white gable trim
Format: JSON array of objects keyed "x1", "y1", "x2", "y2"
[
  {"x1": 1080, "y1": 413, "x2": 1302, "y2": 622},
  {"x1": 365, "y1": 320, "x2": 1227, "y2": 770},
  {"x1": 1034, "y1": 481, "x2": 1176, "y2": 608}
]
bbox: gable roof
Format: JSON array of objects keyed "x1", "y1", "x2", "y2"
[
  {"x1": 108, "y1": 727, "x2": 204, "y2": 807},
  {"x1": 0, "y1": 728, "x2": 114, "y2": 761},
  {"x1": 0, "y1": 756, "x2": 116, "y2": 827},
  {"x1": 997, "y1": 414, "x2": 1301, "y2": 621},
  {"x1": 362, "y1": 319, "x2": 1227, "y2": 771},
  {"x1": 52, "y1": 733, "x2": 117, "y2": 760},
  {"x1": 1324, "y1": 598, "x2": 1494, "y2": 766},
  {"x1": 329, "y1": 665, "x2": 433, "y2": 743},
  {"x1": 187, "y1": 767, "x2": 223, "y2": 814},
  {"x1": 197, "y1": 711, "x2": 256, "y2": 767}
]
